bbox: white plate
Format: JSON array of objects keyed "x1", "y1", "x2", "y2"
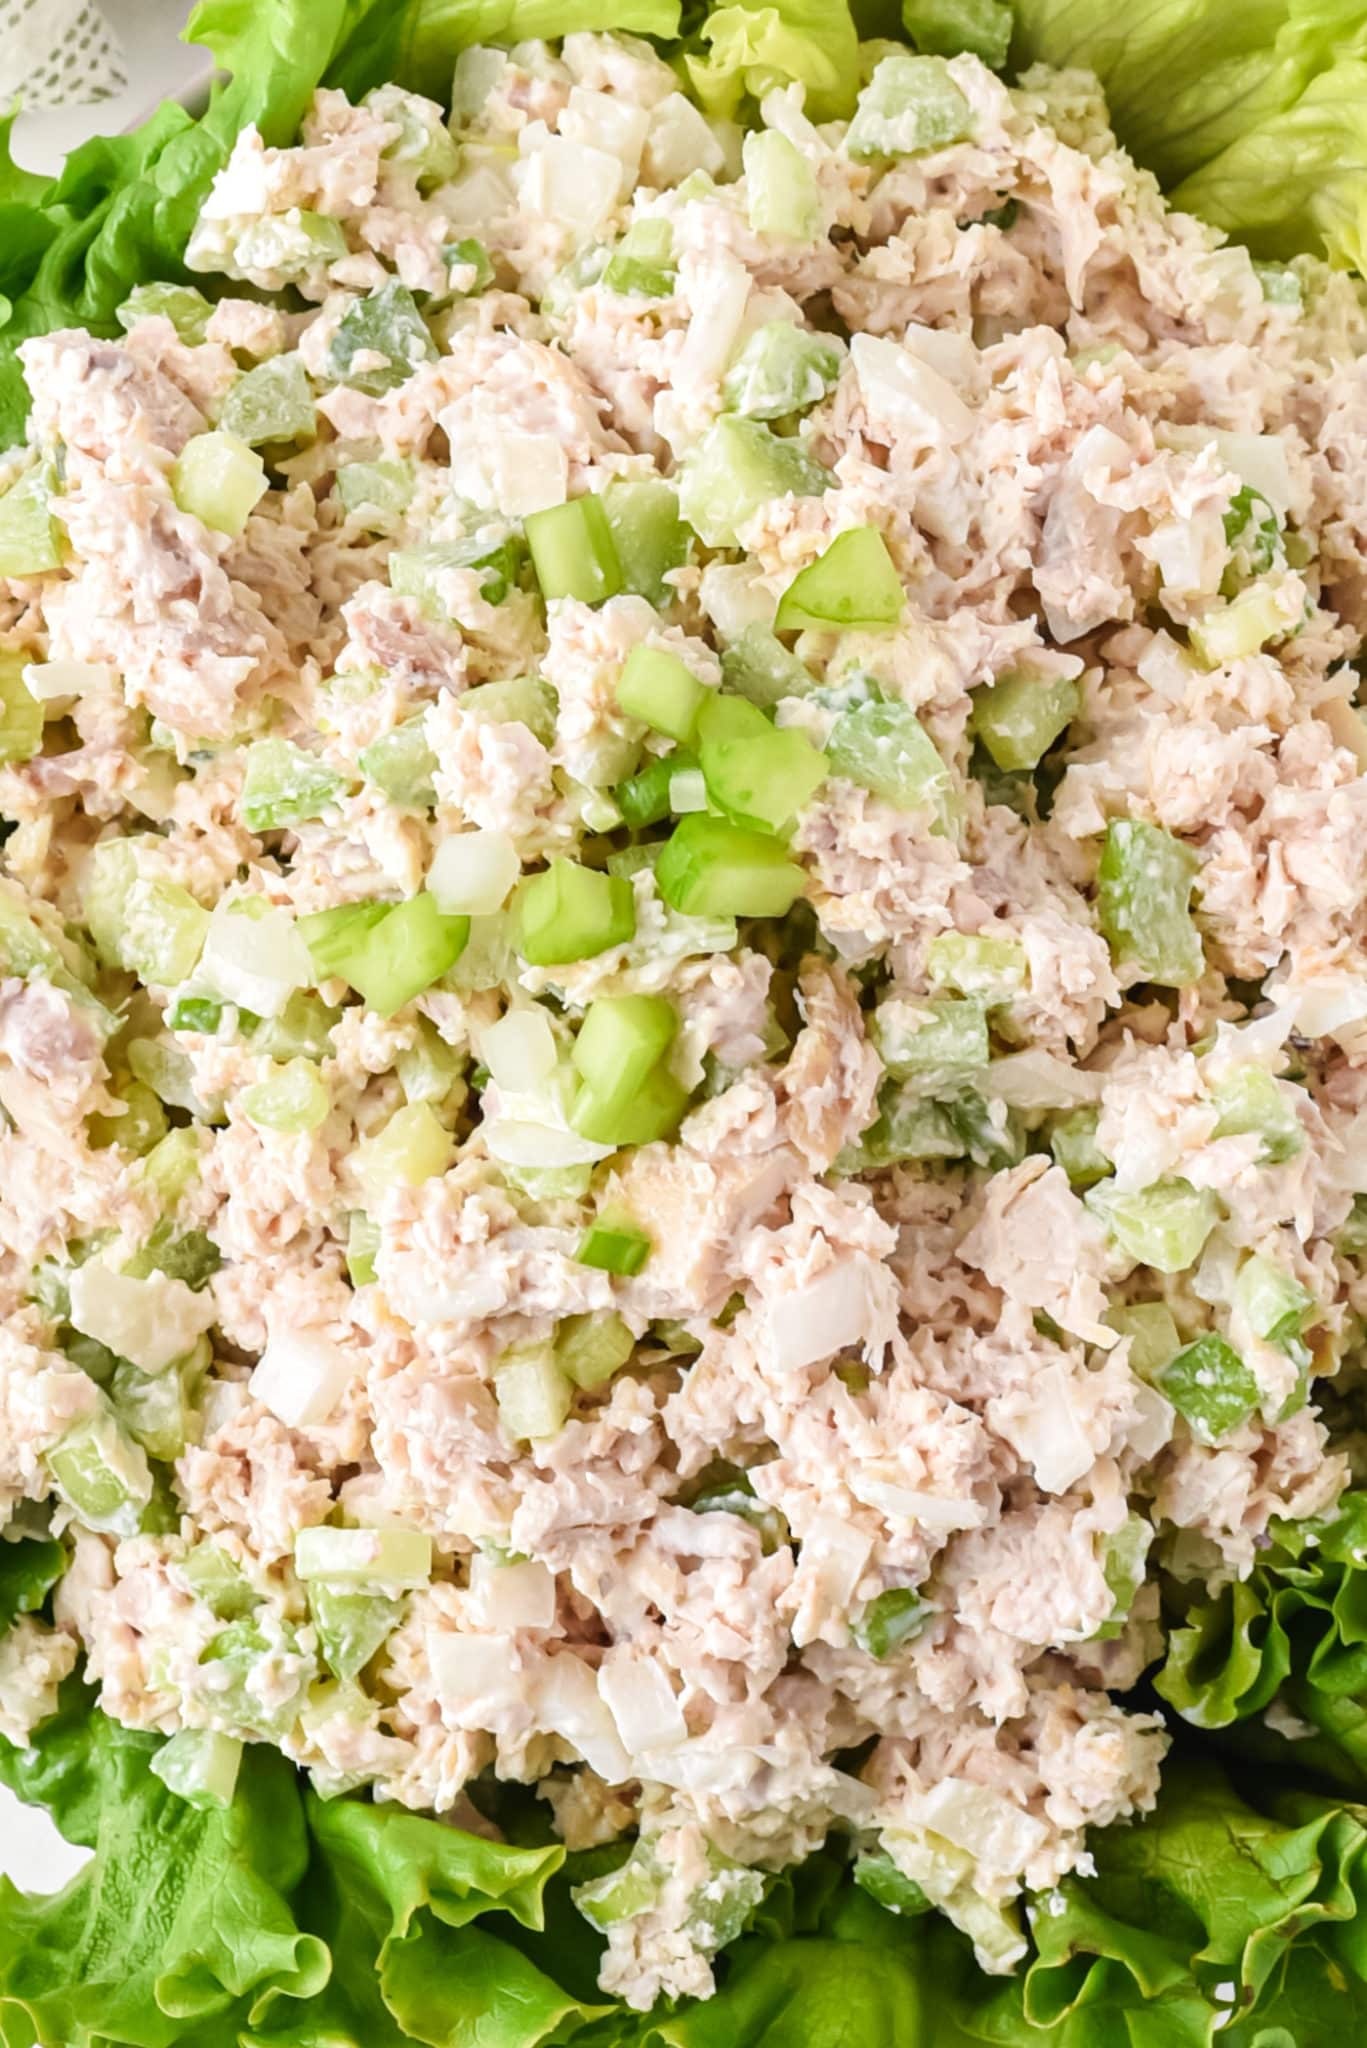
[{"x1": 10, "y1": 0, "x2": 209, "y2": 177}]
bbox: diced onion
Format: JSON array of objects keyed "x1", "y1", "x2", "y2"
[
  {"x1": 428, "y1": 1628, "x2": 526, "y2": 1715},
  {"x1": 559, "y1": 87, "x2": 649, "y2": 193},
  {"x1": 514, "y1": 128, "x2": 620, "y2": 233},
  {"x1": 199, "y1": 903, "x2": 312, "y2": 1018},
  {"x1": 642, "y1": 92, "x2": 725, "y2": 186},
  {"x1": 982, "y1": 1049, "x2": 1103, "y2": 1110},
  {"x1": 848, "y1": 1472, "x2": 986, "y2": 1532},
  {"x1": 598, "y1": 1648, "x2": 687, "y2": 1753},
  {"x1": 766, "y1": 1266, "x2": 876, "y2": 1372},
  {"x1": 850, "y1": 332, "x2": 974, "y2": 447},
  {"x1": 1318, "y1": 694, "x2": 1367, "y2": 772},
  {"x1": 294, "y1": 1525, "x2": 432, "y2": 1588},
  {"x1": 468, "y1": 1554, "x2": 557, "y2": 1631},
  {"x1": 250, "y1": 1329, "x2": 360, "y2": 1429},
  {"x1": 428, "y1": 830, "x2": 520, "y2": 916},
  {"x1": 22, "y1": 659, "x2": 115, "y2": 701},
  {"x1": 67, "y1": 1263, "x2": 216, "y2": 1376},
  {"x1": 1208, "y1": 430, "x2": 1295, "y2": 521},
  {"x1": 479, "y1": 1008, "x2": 557, "y2": 1093},
  {"x1": 532, "y1": 1653, "x2": 631, "y2": 1782}
]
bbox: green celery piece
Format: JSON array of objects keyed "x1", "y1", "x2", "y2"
[
  {"x1": 690, "y1": 1483, "x2": 789, "y2": 1554},
  {"x1": 853, "y1": 1852, "x2": 933, "y2": 1918},
  {"x1": 336, "y1": 458, "x2": 414, "y2": 525},
  {"x1": 903, "y1": 0, "x2": 1012, "y2": 67},
  {"x1": 827, "y1": 699, "x2": 953, "y2": 818},
  {"x1": 602, "y1": 218, "x2": 676, "y2": 297},
  {"x1": 1222, "y1": 484, "x2": 1281, "y2": 583},
  {"x1": 616, "y1": 644, "x2": 707, "y2": 743},
  {"x1": 461, "y1": 674, "x2": 557, "y2": 747},
  {"x1": 369, "y1": 84, "x2": 461, "y2": 185},
  {"x1": 855, "y1": 1083, "x2": 1021, "y2": 1172},
  {"x1": 1094, "y1": 1178, "x2": 1220, "y2": 1273},
  {"x1": 870, "y1": 995, "x2": 987, "y2": 1082},
  {"x1": 358, "y1": 715, "x2": 437, "y2": 807},
  {"x1": 571, "y1": 995, "x2": 679, "y2": 1143},
  {"x1": 390, "y1": 532, "x2": 525, "y2": 612},
  {"x1": 180, "y1": 1542, "x2": 256, "y2": 1621},
  {"x1": 171, "y1": 431, "x2": 267, "y2": 536},
  {"x1": 110, "y1": 1348, "x2": 205, "y2": 1463},
  {"x1": 441, "y1": 237, "x2": 494, "y2": 295},
  {"x1": 853, "y1": 1587, "x2": 934, "y2": 1659},
  {"x1": 577, "y1": 1218, "x2": 652, "y2": 1275},
  {"x1": 1093, "y1": 1512, "x2": 1152, "y2": 1639},
  {"x1": 926, "y1": 931, "x2": 1026, "y2": 1001},
  {"x1": 697, "y1": 692, "x2": 827, "y2": 834},
  {"x1": 219, "y1": 355, "x2": 315, "y2": 446},
  {"x1": 575, "y1": 1842, "x2": 663, "y2": 1930},
  {"x1": 555, "y1": 1311, "x2": 636, "y2": 1390},
  {"x1": 1097, "y1": 818, "x2": 1203, "y2": 988},
  {"x1": 657, "y1": 814, "x2": 806, "y2": 919},
  {"x1": 1233, "y1": 1254, "x2": 1314, "y2": 1345},
  {"x1": 1158, "y1": 1333, "x2": 1260, "y2": 1443},
  {"x1": 168, "y1": 995, "x2": 226, "y2": 1034},
  {"x1": 346, "y1": 1211, "x2": 380, "y2": 1288},
  {"x1": 846, "y1": 53, "x2": 974, "y2": 161},
  {"x1": 1253, "y1": 261, "x2": 1302, "y2": 307},
  {"x1": 0, "y1": 462, "x2": 62, "y2": 577},
  {"x1": 1104, "y1": 1301, "x2": 1182, "y2": 1379},
  {"x1": 722, "y1": 321, "x2": 842, "y2": 422},
  {"x1": 1050, "y1": 1107, "x2": 1112, "y2": 1189},
  {"x1": 117, "y1": 282, "x2": 213, "y2": 344},
  {"x1": 308, "y1": 1581, "x2": 403, "y2": 1683},
  {"x1": 516, "y1": 859, "x2": 635, "y2": 966},
  {"x1": 327, "y1": 281, "x2": 437, "y2": 396},
  {"x1": 0, "y1": 651, "x2": 43, "y2": 764},
  {"x1": 87, "y1": 1079, "x2": 168, "y2": 1157},
  {"x1": 743, "y1": 128, "x2": 821, "y2": 241},
  {"x1": 678, "y1": 416, "x2": 832, "y2": 548},
  {"x1": 577, "y1": 1061, "x2": 690, "y2": 1147},
  {"x1": 235, "y1": 209, "x2": 348, "y2": 278},
  {"x1": 525, "y1": 496, "x2": 623, "y2": 605},
  {"x1": 775, "y1": 527, "x2": 905, "y2": 632},
  {"x1": 395, "y1": 1017, "x2": 465, "y2": 1106},
  {"x1": 248, "y1": 990, "x2": 338, "y2": 1061},
  {"x1": 242, "y1": 738, "x2": 345, "y2": 833},
  {"x1": 347, "y1": 896, "x2": 469, "y2": 1016},
  {"x1": 721, "y1": 624, "x2": 815, "y2": 706},
  {"x1": 241, "y1": 1057, "x2": 330, "y2": 1133},
  {"x1": 600, "y1": 479, "x2": 691, "y2": 606},
  {"x1": 972, "y1": 670, "x2": 1080, "y2": 771},
  {"x1": 1210, "y1": 1064, "x2": 1304, "y2": 1163},
  {"x1": 614, "y1": 747, "x2": 694, "y2": 829},
  {"x1": 123, "y1": 1221, "x2": 220, "y2": 1291}
]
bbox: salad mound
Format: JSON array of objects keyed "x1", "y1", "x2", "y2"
[{"x1": 3, "y1": 2, "x2": 1367, "y2": 2044}]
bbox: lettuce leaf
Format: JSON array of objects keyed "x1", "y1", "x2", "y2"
[
  {"x1": 1012, "y1": 0, "x2": 1367, "y2": 267},
  {"x1": 683, "y1": 0, "x2": 862, "y2": 122},
  {"x1": 0, "y1": 1535, "x2": 64, "y2": 1636}
]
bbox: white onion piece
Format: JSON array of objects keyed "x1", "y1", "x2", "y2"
[
  {"x1": 480, "y1": 1008, "x2": 557, "y2": 1093},
  {"x1": 468, "y1": 1554, "x2": 557, "y2": 1632},
  {"x1": 428, "y1": 830, "x2": 520, "y2": 916},
  {"x1": 23, "y1": 659, "x2": 115, "y2": 701},
  {"x1": 598, "y1": 1649, "x2": 687, "y2": 1754},
  {"x1": 851, "y1": 332, "x2": 974, "y2": 447},
  {"x1": 199, "y1": 903, "x2": 311, "y2": 1017},
  {"x1": 766, "y1": 1266, "x2": 874, "y2": 1372},
  {"x1": 428, "y1": 1630, "x2": 526, "y2": 1717},
  {"x1": 68, "y1": 1264, "x2": 216, "y2": 1376},
  {"x1": 981, "y1": 1050, "x2": 1103, "y2": 1110},
  {"x1": 250, "y1": 1330, "x2": 360, "y2": 1428},
  {"x1": 533, "y1": 1655, "x2": 631, "y2": 1782}
]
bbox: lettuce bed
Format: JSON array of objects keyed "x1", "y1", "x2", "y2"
[{"x1": 5, "y1": 0, "x2": 1367, "y2": 2041}]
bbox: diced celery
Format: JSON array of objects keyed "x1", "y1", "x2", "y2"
[
  {"x1": 181, "y1": 1542, "x2": 256, "y2": 1621},
  {"x1": 577, "y1": 1217, "x2": 652, "y2": 1274},
  {"x1": 327, "y1": 281, "x2": 437, "y2": 396},
  {"x1": 301, "y1": 895, "x2": 468, "y2": 1015},
  {"x1": 828, "y1": 700, "x2": 953, "y2": 818},
  {"x1": 196, "y1": 1617, "x2": 309, "y2": 1736},
  {"x1": 1189, "y1": 583, "x2": 1297, "y2": 666},
  {"x1": 556, "y1": 1311, "x2": 636, "y2": 1389},
  {"x1": 336, "y1": 458, "x2": 415, "y2": 525},
  {"x1": 854, "y1": 1852, "x2": 932, "y2": 1919},
  {"x1": 926, "y1": 932, "x2": 1026, "y2": 1002},
  {"x1": 248, "y1": 990, "x2": 339, "y2": 1062},
  {"x1": 846, "y1": 53, "x2": 974, "y2": 161},
  {"x1": 616, "y1": 644, "x2": 707, "y2": 742},
  {"x1": 1209, "y1": 1065, "x2": 1303, "y2": 1164},
  {"x1": 690, "y1": 1480, "x2": 789, "y2": 1553},
  {"x1": 169, "y1": 995, "x2": 227, "y2": 1035},
  {"x1": 308, "y1": 1581, "x2": 404, "y2": 1681},
  {"x1": 723, "y1": 321, "x2": 843, "y2": 423},
  {"x1": 1097, "y1": 819, "x2": 1203, "y2": 988},
  {"x1": 219, "y1": 355, "x2": 316, "y2": 447},
  {"x1": 1222, "y1": 486, "x2": 1281, "y2": 585},
  {"x1": 871, "y1": 995, "x2": 987, "y2": 1082},
  {"x1": 358, "y1": 716, "x2": 437, "y2": 807},
  {"x1": 242, "y1": 738, "x2": 345, "y2": 832},
  {"x1": 390, "y1": 532, "x2": 525, "y2": 612},
  {"x1": 743, "y1": 129, "x2": 820, "y2": 241},
  {"x1": 1157, "y1": 1333, "x2": 1259, "y2": 1443},
  {"x1": 575, "y1": 1842, "x2": 664, "y2": 1929},
  {"x1": 1233, "y1": 1255, "x2": 1314, "y2": 1345},
  {"x1": 353, "y1": 1102, "x2": 454, "y2": 1196},
  {"x1": 721, "y1": 625, "x2": 815, "y2": 707},
  {"x1": 1050, "y1": 1107, "x2": 1112, "y2": 1190},
  {"x1": 1253, "y1": 260, "x2": 1302, "y2": 307},
  {"x1": 396, "y1": 1017, "x2": 465, "y2": 1108},
  {"x1": 516, "y1": 859, "x2": 635, "y2": 965},
  {"x1": 679, "y1": 417, "x2": 832, "y2": 549},
  {"x1": 614, "y1": 746, "x2": 694, "y2": 828},
  {"x1": 88, "y1": 1077, "x2": 169, "y2": 1156},
  {"x1": 0, "y1": 888, "x2": 67, "y2": 978},
  {"x1": 775, "y1": 528, "x2": 905, "y2": 633},
  {"x1": 171, "y1": 431, "x2": 267, "y2": 536},
  {"x1": 123, "y1": 1222, "x2": 221, "y2": 1291},
  {"x1": 128, "y1": 1037, "x2": 208, "y2": 1116},
  {"x1": 294, "y1": 1524, "x2": 432, "y2": 1589},
  {"x1": 1093, "y1": 1179, "x2": 1220, "y2": 1273},
  {"x1": 346, "y1": 1212, "x2": 380, "y2": 1288},
  {"x1": 117, "y1": 282, "x2": 213, "y2": 344},
  {"x1": 602, "y1": 217, "x2": 676, "y2": 297},
  {"x1": 903, "y1": 0, "x2": 1012, "y2": 66},
  {"x1": 494, "y1": 1344, "x2": 573, "y2": 1442},
  {"x1": 150, "y1": 1728, "x2": 243, "y2": 1810},
  {"x1": 854, "y1": 1083, "x2": 1020, "y2": 1172},
  {"x1": 461, "y1": 674, "x2": 557, "y2": 746},
  {"x1": 110, "y1": 1344, "x2": 206, "y2": 1462},
  {"x1": 0, "y1": 462, "x2": 61, "y2": 577},
  {"x1": 47, "y1": 1409, "x2": 153, "y2": 1538},
  {"x1": 234, "y1": 210, "x2": 348, "y2": 278},
  {"x1": 241, "y1": 1057, "x2": 331, "y2": 1134},
  {"x1": 580, "y1": 1061, "x2": 690, "y2": 1146},
  {"x1": 525, "y1": 495, "x2": 623, "y2": 605},
  {"x1": 1093, "y1": 1512, "x2": 1151, "y2": 1639},
  {"x1": 367, "y1": 83, "x2": 461, "y2": 186},
  {"x1": 442, "y1": 237, "x2": 495, "y2": 295},
  {"x1": 853, "y1": 1587, "x2": 933, "y2": 1659},
  {"x1": 697, "y1": 693, "x2": 827, "y2": 834},
  {"x1": 570, "y1": 995, "x2": 679, "y2": 1143},
  {"x1": 83, "y1": 840, "x2": 210, "y2": 986},
  {"x1": 139, "y1": 1126, "x2": 202, "y2": 1208},
  {"x1": 657, "y1": 814, "x2": 806, "y2": 919},
  {"x1": 972, "y1": 670, "x2": 1079, "y2": 772},
  {"x1": 0, "y1": 650, "x2": 41, "y2": 763},
  {"x1": 600, "y1": 478, "x2": 691, "y2": 607}
]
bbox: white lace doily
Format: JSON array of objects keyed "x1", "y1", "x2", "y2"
[{"x1": 0, "y1": 0, "x2": 126, "y2": 109}]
